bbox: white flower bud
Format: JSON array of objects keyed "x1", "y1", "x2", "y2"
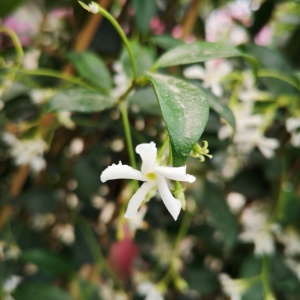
[{"x1": 89, "y1": 3, "x2": 99, "y2": 14}]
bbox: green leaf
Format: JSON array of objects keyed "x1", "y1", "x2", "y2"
[
  {"x1": 183, "y1": 267, "x2": 219, "y2": 295},
  {"x1": 247, "y1": 44, "x2": 299, "y2": 94},
  {"x1": 146, "y1": 72, "x2": 209, "y2": 166},
  {"x1": 12, "y1": 282, "x2": 72, "y2": 300},
  {"x1": 153, "y1": 41, "x2": 243, "y2": 69},
  {"x1": 67, "y1": 52, "x2": 112, "y2": 93},
  {"x1": 17, "y1": 189, "x2": 59, "y2": 213},
  {"x1": 205, "y1": 88, "x2": 236, "y2": 133},
  {"x1": 48, "y1": 88, "x2": 116, "y2": 113},
  {"x1": 0, "y1": 0, "x2": 26, "y2": 17},
  {"x1": 2, "y1": 83, "x2": 28, "y2": 103},
  {"x1": 128, "y1": 87, "x2": 160, "y2": 115},
  {"x1": 202, "y1": 181, "x2": 239, "y2": 249},
  {"x1": 121, "y1": 40, "x2": 155, "y2": 78},
  {"x1": 151, "y1": 34, "x2": 184, "y2": 50},
  {"x1": 22, "y1": 249, "x2": 73, "y2": 276},
  {"x1": 131, "y1": 0, "x2": 157, "y2": 34}
]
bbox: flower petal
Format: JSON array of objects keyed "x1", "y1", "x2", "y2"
[
  {"x1": 135, "y1": 142, "x2": 157, "y2": 174},
  {"x1": 100, "y1": 161, "x2": 146, "y2": 182},
  {"x1": 257, "y1": 137, "x2": 279, "y2": 159},
  {"x1": 211, "y1": 82, "x2": 223, "y2": 97},
  {"x1": 183, "y1": 65, "x2": 205, "y2": 80},
  {"x1": 124, "y1": 182, "x2": 156, "y2": 218},
  {"x1": 153, "y1": 166, "x2": 195, "y2": 183},
  {"x1": 157, "y1": 176, "x2": 182, "y2": 220}
]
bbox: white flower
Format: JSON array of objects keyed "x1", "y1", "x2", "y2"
[
  {"x1": 127, "y1": 205, "x2": 148, "y2": 235},
  {"x1": 218, "y1": 101, "x2": 279, "y2": 159},
  {"x1": 100, "y1": 142, "x2": 195, "y2": 220},
  {"x1": 30, "y1": 213, "x2": 55, "y2": 231},
  {"x1": 3, "y1": 275, "x2": 22, "y2": 294},
  {"x1": 2, "y1": 133, "x2": 47, "y2": 173},
  {"x1": 110, "y1": 62, "x2": 130, "y2": 99},
  {"x1": 57, "y1": 112, "x2": 76, "y2": 129},
  {"x1": 286, "y1": 117, "x2": 300, "y2": 132},
  {"x1": 277, "y1": 227, "x2": 300, "y2": 256},
  {"x1": 234, "y1": 131, "x2": 279, "y2": 159},
  {"x1": 239, "y1": 202, "x2": 279, "y2": 256},
  {"x1": 67, "y1": 138, "x2": 84, "y2": 156},
  {"x1": 30, "y1": 88, "x2": 54, "y2": 104},
  {"x1": 184, "y1": 60, "x2": 232, "y2": 96},
  {"x1": 137, "y1": 282, "x2": 164, "y2": 300},
  {"x1": 52, "y1": 224, "x2": 75, "y2": 245},
  {"x1": 238, "y1": 71, "x2": 271, "y2": 102},
  {"x1": 226, "y1": 192, "x2": 246, "y2": 214},
  {"x1": 285, "y1": 258, "x2": 300, "y2": 280},
  {"x1": 286, "y1": 117, "x2": 300, "y2": 147},
  {"x1": 23, "y1": 49, "x2": 41, "y2": 70},
  {"x1": 219, "y1": 273, "x2": 248, "y2": 300}
]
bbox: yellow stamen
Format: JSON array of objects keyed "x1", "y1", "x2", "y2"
[{"x1": 146, "y1": 172, "x2": 156, "y2": 181}]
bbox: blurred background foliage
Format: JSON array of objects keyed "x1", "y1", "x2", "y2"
[{"x1": 0, "y1": 0, "x2": 300, "y2": 299}]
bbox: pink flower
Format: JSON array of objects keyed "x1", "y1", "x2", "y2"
[
  {"x1": 205, "y1": 3, "x2": 250, "y2": 45},
  {"x1": 150, "y1": 16, "x2": 165, "y2": 35},
  {"x1": 171, "y1": 25, "x2": 195, "y2": 43},
  {"x1": 3, "y1": 17, "x2": 35, "y2": 47},
  {"x1": 48, "y1": 8, "x2": 73, "y2": 19},
  {"x1": 254, "y1": 25, "x2": 273, "y2": 46}
]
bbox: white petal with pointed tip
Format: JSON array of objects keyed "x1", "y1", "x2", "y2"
[
  {"x1": 100, "y1": 162, "x2": 145, "y2": 182},
  {"x1": 153, "y1": 166, "x2": 195, "y2": 183},
  {"x1": 157, "y1": 176, "x2": 182, "y2": 220},
  {"x1": 124, "y1": 181, "x2": 156, "y2": 218},
  {"x1": 136, "y1": 142, "x2": 157, "y2": 174}
]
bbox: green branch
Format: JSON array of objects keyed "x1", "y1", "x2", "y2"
[{"x1": 78, "y1": 1, "x2": 137, "y2": 81}]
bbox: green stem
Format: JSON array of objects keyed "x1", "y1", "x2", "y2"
[
  {"x1": 76, "y1": 216, "x2": 123, "y2": 289},
  {"x1": 85, "y1": 2, "x2": 137, "y2": 81},
  {"x1": 0, "y1": 27, "x2": 24, "y2": 64},
  {"x1": 258, "y1": 69, "x2": 300, "y2": 91},
  {"x1": 273, "y1": 154, "x2": 288, "y2": 222},
  {"x1": 120, "y1": 102, "x2": 137, "y2": 170},
  {"x1": 158, "y1": 211, "x2": 191, "y2": 288},
  {"x1": 261, "y1": 256, "x2": 275, "y2": 300},
  {"x1": 16, "y1": 68, "x2": 94, "y2": 90},
  {"x1": 157, "y1": 134, "x2": 170, "y2": 159}
]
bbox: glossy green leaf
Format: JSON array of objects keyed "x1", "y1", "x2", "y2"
[
  {"x1": 153, "y1": 41, "x2": 243, "y2": 69},
  {"x1": 205, "y1": 88, "x2": 236, "y2": 133},
  {"x1": 12, "y1": 282, "x2": 72, "y2": 300},
  {"x1": 48, "y1": 88, "x2": 116, "y2": 113},
  {"x1": 22, "y1": 249, "x2": 73, "y2": 276},
  {"x1": 146, "y1": 72, "x2": 209, "y2": 166},
  {"x1": 67, "y1": 52, "x2": 112, "y2": 93}
]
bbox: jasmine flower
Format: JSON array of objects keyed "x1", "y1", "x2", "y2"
[{"x1": 100, "y1": 142, "x2": 195, "y2": 220}]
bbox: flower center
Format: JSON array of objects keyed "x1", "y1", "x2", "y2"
[{"x1": 146, "y1": 172, "x2": 157, "y2": 181}]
